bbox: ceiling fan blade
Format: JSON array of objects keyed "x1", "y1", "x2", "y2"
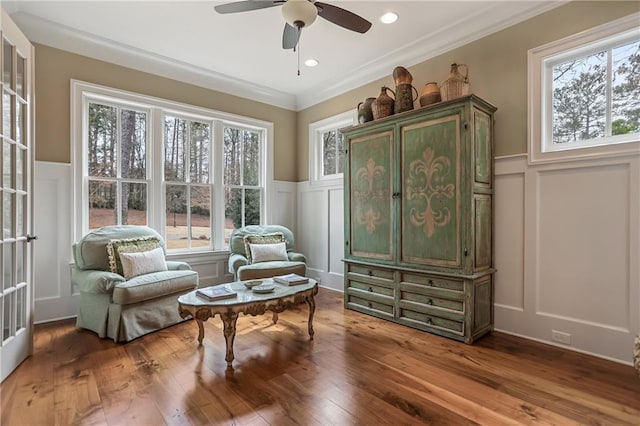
[
  {"x1": 282, "y1": 23, "x2": 301, "y2": 50},
  {"x1": 214, "y1": 1, "x2": 280, "y2": 14},
  {"x1": 315, "y1": 2, "x2": 372, "y2": 34}
]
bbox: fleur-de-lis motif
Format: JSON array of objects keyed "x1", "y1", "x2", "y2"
[
  {"x1": 406, "y1": 147, "x2": 455, "y2": 237},
  {"x1": 358, "y1": 207, "x2": 383, "y2": 234},
  {"x1": 353, "y1": 158, "x2": 387, "y2": 233},
  {"x1": 356, "y1": 158, "x2": 386, "y2": 194}
]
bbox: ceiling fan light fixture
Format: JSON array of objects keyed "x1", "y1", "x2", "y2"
[
  {"x1": 282, "y1": 0, "x2": 318, "y2": 28},
  {"x1": 304, "y1": 58, "x2": 319, "y2": 67}
]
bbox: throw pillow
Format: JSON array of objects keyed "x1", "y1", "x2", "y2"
[
  {"x1": 119, "y1": 246, "x2": 168, "y2": 280},
  {"x1": 243, "y1": 232, "x2": 285, "y2": 263},
  {"x1": 249, "y1": 242, "x2": 288, "y2": 263},
  {"x1": 107, "y1": 236, "x2": 162, "y2": 276}
]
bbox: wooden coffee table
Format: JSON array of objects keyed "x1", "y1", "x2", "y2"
[{"x1": 178, "y1": 279, "x2": 318, "y2": 369}]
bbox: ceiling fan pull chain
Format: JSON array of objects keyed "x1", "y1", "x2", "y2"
[{"x1": 297, "y1": 28, "x2": 301, "y2": 76}]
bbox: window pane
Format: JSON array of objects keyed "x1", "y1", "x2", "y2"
[
  {"x1": 190, "y1": 185, "x2": 211, "y2": 248},
  {"x1": 15, "y1": 240, "x2": 23, "y2": 284},
  {"x1": 15, "y1": 193, "x2": 23, "y2": 236},
  {"x1": 224, "y1": 127, "x2": 241, "y2": 185},
  {"x1": 88, "y1": 103, "x2": 117, "y2": 177},
  {"x1": 3, "y1": 38, "x2": 11, "y2": 86},
  {"x1": 16, "y1": 146, "x2": 24, "y2": 191},
  {"x1": 121, "y1": 182, "x2": 147, "y2": 226},
  {"x1": 3, "y1": 91, "x2": 13, "y2": 139},
  {"x1": 612, "y1": 40, "x2": 640, "y2": 136},
  {"x1": 323, "y1": 130, "x2": 336, "y2": 175},
  {"x1": 120, "y1": 109, "x2": 146, "y2": 179},
  {"x1": 3, "y1": 191, "x2": 12, "y2": 239},
  {"x1": 164, "y1": 116, "x2": 186, "y2": 181},
  {"x1": 337, "y1": 131, "x2": 344, "y2": 173},
  {"x1": 88, "y1": 180, "x2": 116, "y2": 230},
  {"x1": 3, "y1": 140, "x2": 12, "y2": 188},
  {"x1": 190, "y1": 121, "x2": 210, "y2": 184},
  {"x1": 225, "y1": 187, "x2": 242, "y2": 230},
  {"x1": 166, "y1": 184, "x2": 187, "y2": 250},
  {"x1": 3, "y1": 293, "x2": 10, "y2": 341},
  {"x1": 3, "y1": 244, "x2": 13, "y2": 291},
  {"x1": 552, "y1": 51, "x2": 607, "y2": 144},
  {"x1": 242, "y1": 130, "x2": 259, "y2": 186},
  {"x1": 16, "y1": 54, "x2": 24, "y2": 99},
  {"x1": 244, "y1": 189, "x2": 261, "y2": 226},
  {"x1": 16, "y1": 286, "x2": 24, "y2": 332}
]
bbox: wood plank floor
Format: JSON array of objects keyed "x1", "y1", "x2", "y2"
[{"x1": 2, "y1": 288, "x2": 639, "y2": 425}]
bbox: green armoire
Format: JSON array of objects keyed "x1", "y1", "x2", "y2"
[{"x1": 343, "y1": 95, "x2": 496, "y2": 343}]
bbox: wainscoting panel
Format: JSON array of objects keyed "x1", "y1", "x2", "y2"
[{"x1": 34, "y1": 161, "x2": 76, "y2": 322}]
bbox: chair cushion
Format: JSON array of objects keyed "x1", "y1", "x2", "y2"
[
  {"x1": 107, "y1": 236, "x2": 163, "y2": 275},
  {"x1": 112, "y1": 270, "x2": 198, "y2": 305},
  {"x1": 119, "y1": 246, "x2": 168, "y2": 280},
  {"x1": 229, "y1": 225, "x2": 295, "y2": 257},
  {"x1": 237, "y1": 261, "x2": 306, "y2": 281},
  {"x1": 243, "y1": 232, "x2": 284, "y2": 263},
  {"x1": 249, "y1": 242, "x2": 288, "y2": 263}
]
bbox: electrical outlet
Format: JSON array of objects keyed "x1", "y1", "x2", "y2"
[{"x1": 551, "y1": 330, "x2": 571, "y2": 345}]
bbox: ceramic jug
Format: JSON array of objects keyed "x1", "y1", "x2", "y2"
[
  {"x1": 372, "y1": 87, "x2": 395, "y2": 120},
  {"x1": 357, "y1": 97, "x2": 376, "y2": 124},
  {"x1": 419, "y1": 82, "x2": 442, "y2": 107}
]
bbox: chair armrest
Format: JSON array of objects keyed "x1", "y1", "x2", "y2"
[
  {"x1": 229, "y1": 253, "x2": 248, "y2": 274},
  {"x1": 287, "y1": 252, "x2": 306, "y2": 263},
  {"x1": 166, "y1": 261, "x2": 192, "y2": 271},
  {"x1": 71, "y1": 269, "x2": 125, "y2": 294}
]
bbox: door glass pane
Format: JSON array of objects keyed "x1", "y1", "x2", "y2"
[
  {"x1": 3, "y1": 38, "x2": 11, "y2": 86},
  {"x1": 16, "y1": 240, "x2": 23, "y2": 284},
  {"x1": 16, "y1": 100, "x2": 24, "y2": 145},
  {"x1": 3, "y1": 191, "x2": 12, "y2": 239},
  {"x1": 223, "y1": 127, "x2": 241, "y2": 185},
  {"x1": 15, "y1": 286, "x2": 24, "y2": 332},
  {"x1": 16, "y1": 54, "x2": 25, "y2": 99},
  {"x1": 87, "y1": 103, "x2": 117, "y2": 177},
  {"x1": 3, "y1": 91, "x2": 11, "y2": 138},
  {"x1": 120, "y1": 109, "x2": 146, "y2": 179},
  {"x1": 190, "y1": 185, "x2": 211, "y2": 248},
  {"x1": 16, "y1": 146, "x2": 24, "y2": 191},
  {"x1": 164, "y1": 116, "x2": 186, "y2": 181},
  {"x1": 165, "y1": 184, "x2": 187, "y2": 250},
  {"x1": 225, "y1": 187, "x2": 241, "y2": 231},
  {"x1": 3, "y1": 293, "x2": 10, "y2": 341},
  {"x1": 16, "y1": 193, "x2": 23, "y2": 236},
  {"x1": 242, "y1": 130, "x2": 259, "y2": 186},
  {"x1": 121, "y1": 182, "x2": 146, "y2": 226},
  {"x1": 88, "y1": 180, "x2": 116, "y2": 230},
  {"x1": 3, "y1": 141, "x2": 12, "y2": 187},
  {"x1": 3, "y1": 243, "x2": 13, "y2": 291},
  {"x1": 244, "y1": 189, "x2": 261, "y2": 226},
  {"x1": 190, "y1": 121, "x2": 210, "y2": 184}
]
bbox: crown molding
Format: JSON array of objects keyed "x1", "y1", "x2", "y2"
[
  {"x1": 9, "y1": 11, "x2": 298, "y2": 110},
  {"x1": 295, "y1": 1, "x2": 566, "y2": 110}
]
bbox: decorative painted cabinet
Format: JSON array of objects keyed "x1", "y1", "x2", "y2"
[{"x1": 343, "y1": 95, "x2": 496, "y2": 343}]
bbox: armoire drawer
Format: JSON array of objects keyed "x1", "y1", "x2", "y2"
[
  {"x1": 347, "y1": 264, "x2": 395, "y2": 282},
  {"x1": 398, "y1": 306, "x2": 464, "y2": 335},
  {"x1": 346, "y1": 290, "x2": 395, "y2": 316},
  {"x1": 401, "y1": 273, "x2": 464, "y2": 292},
  {"x1": 399, "y1": 287, "x2": 464, "y2": 313}
]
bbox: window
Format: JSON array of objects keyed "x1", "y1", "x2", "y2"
[
  {"x1": 308, "y1": 110, "x2": 355, "y2": 185},
  {"x1": 72, "y1": 81, "x2": 272, "y2": 253},
  {"x1": 528, "y1": 13, "x2": 639, "y2": 163}
]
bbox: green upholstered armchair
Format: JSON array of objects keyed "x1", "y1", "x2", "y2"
[
  {"x1": 72, "y1": 225, "x2": 199, "y2": 342},
  {"x1": 228, "y1": 225, "x2": 306, "y2": 281}
]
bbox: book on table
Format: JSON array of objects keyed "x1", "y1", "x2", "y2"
[
  {"x1": 273, "y1": 273, "x2": 309, "y2": 286},
  {"x1": 196, "y1": 286, "x2": 237, "y2": 301}
]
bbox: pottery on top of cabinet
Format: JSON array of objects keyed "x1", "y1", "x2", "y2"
[{"x1": 441, "y1": 63, "x2": 469, "y2": 101}]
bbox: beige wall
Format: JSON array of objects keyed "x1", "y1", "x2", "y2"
[
  {"x1": 296, "y1": 1, "x2": 639, "y2": 181},
  {"x1": 34, "y1": 44, "x2": 298, "y2": 181}
]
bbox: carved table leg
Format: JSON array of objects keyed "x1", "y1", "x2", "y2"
[
  {"x1": 221, "y1": 310, "x2": 239, "y2": 370},
  {"x1": 272, "y1": 312, "x2": 279, "y2": 324},
  {"x1": 306, "y1": 294, "x2": 316, "y2": 340},
  {"x1": 196, "y1": 318, "x2": 205, "y2": 345}
]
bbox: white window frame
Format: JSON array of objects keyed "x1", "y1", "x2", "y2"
[
  {"x1": 71, "y1": 80, "x2": 273, "y2": 255},
  {"x1": 308, "y1": 110, "x2": 355, "y2": 186},
  {"x1": 528, "y1": 12, "x2": 640, "y2": 164}
]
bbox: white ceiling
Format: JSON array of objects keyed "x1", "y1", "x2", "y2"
[{"x1": 3, "y1": 1, "x2": 562, "y2": 110}]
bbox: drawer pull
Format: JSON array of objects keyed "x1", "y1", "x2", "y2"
[
  {"x1": 368, "y1": 302, "x2": 372, "y2": 308},
  {"x1": 368, "y1": 287, "x2": 373, "y2": 292},
  {"x1": 368, "y1": 270, "x2": 373, "y2": 276},
  {"x1": 427, "y1": 298, "x2": 433, "y2": 305},
  {"x1": 427, "y1": 318, "x2": 432, "y2": 325},
  {"x1": 428, "y1": 279, "x2": 434, "y2": 285}
]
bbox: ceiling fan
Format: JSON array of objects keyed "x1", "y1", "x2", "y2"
[{"x1": 214, "y1": 0, "x2": 372, "y2": 50}]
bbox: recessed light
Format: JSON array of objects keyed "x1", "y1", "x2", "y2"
[
  {"x1": 305, "y1": 58, "x2": 319, "y2": 67},
  {"x1": 380, "y1": 12, "x2": 398, "y2": 24}
]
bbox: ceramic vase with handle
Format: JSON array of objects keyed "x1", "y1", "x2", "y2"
[{"x1": 357, "y1": 97, "x2": 376, "y2": 124}]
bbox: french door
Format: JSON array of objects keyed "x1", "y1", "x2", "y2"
[{"x1": 0, "y1": 10, "x2": 34, "y2": 383}]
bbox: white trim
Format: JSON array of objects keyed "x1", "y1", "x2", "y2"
[
  {"x1": 308, "y1": 110, "x2": 355, "y2": 188},
  {"x1": 528, "y1": 13, "x2": 640, "y2": 165}
]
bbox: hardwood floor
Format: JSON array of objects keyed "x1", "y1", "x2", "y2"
[{"x1": 2, "y1": 288, "x2": 639, "y2": 425}]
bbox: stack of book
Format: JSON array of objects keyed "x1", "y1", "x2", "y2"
[
  {"x1": 196, "y1": 285, "x2": 237, "y2": 301},
  {"x1": 273, "y1": 273, "x2": 309, "y2": 286}
]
